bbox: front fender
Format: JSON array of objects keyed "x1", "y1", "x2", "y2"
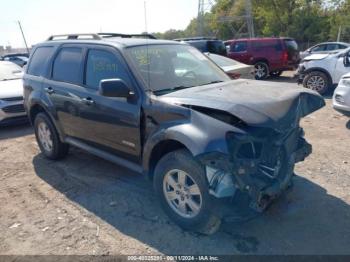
[{"x1": 142, "y1": 109, "x2": 245, "y2": 173}]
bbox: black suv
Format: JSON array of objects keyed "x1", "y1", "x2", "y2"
[
  {"x1": 24, "y1": 33, "x2": 325, "y2": 234},
  {"x1": 174, "y1": 37, "x2": 227, "y2": 56}
]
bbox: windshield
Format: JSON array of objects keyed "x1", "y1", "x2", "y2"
[
  {"x1": 126, "y1": 44, "x2": 230, "y2": 95},
  {"x1": 0, "y1": 62, "x2": 23, "y2": 81}
]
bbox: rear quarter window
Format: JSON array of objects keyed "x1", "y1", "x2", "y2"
[
  {"x1": 27, "y1": 46, "x2": 55, "y2": 77},
  {"x1": 284, "y1": 39, "x2": 299, "y2": 51}
]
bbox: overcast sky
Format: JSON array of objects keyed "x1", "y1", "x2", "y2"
[{"x1": 0, "y1": 0, "x2": 198, "y2": 48}]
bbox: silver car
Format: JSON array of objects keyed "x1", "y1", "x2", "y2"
[
  {"x1": 0, "y1": 61, "x2": 27, "y2": 125},
  {"x1": 205, "y1": 53, "x2": 254, "y2": 79},
  {"x1": 333, "y1": 72, "x2": 350, "y2": 116},
  {"x1": 300, "y1": 42, "x2": 350, "y2": 60}
]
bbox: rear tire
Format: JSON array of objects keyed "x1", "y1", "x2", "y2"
[
  {"x1": 254, "y1": 62, "x2": 269, "y2": 80},
  {"x1": 303, "y1": 71, "x2": 330, "y2": 95},
  {"x1": 34, "y1": 113, "x2": 69, "y2": 160},
  {"x1": 154, "y1": 149, "x2": 221, "y2": 235}
]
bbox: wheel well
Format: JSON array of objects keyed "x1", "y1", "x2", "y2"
[
  {"x1": 148, "y1": 140, "x2": 188, "y2": 180},
  {"x1": 29, "y1": 104, "x2": 46, "y2": 124},
  {"x1": 254, "y1": 59, "x2": 269, "y2": 67},
  {"x1": 305, "y1": 68, "x2": 333, "y2": 85}
]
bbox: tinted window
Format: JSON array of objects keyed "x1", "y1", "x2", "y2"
[
  {"x1": 284, "y1": 39, "x2": 299, "y2": 52},
  {"x1": 326, "y1": 44, "x2": 339, "y2": 51},
  {"x1": 85, "y1": 49, "x2": 130, "y2": 89},
  {"x1": 52, "y1": 47, "x2": 83, "y2": 84},
  {"x1": 188, "y1": 41, "x2": 208, "y2": 52},
  {"x1": 311, "y1": 44, "x2": 326, "y2": 52},
  {"x1": 338, "y1": 44, "x2": 348, "y2": 49},
  {"x1": 207, "y1": 41, "x2": 227, "y2": 55},
  {"x1": 27, "y1": 47, "x2": 55, "y2": 76},
  {"x1": 252, "y1": 40, "x2": 282, "y2": 51},
  {"x1": 231, "y1": 41, "x2": 247, "y2": 52}
]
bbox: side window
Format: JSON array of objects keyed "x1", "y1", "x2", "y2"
[
  {"x1": 231, "y1": 41, "x2": 247, "y2": 52},
  {"x1": 311, "y1": 44, "x2": 326, "y2": 52},
  {"x1": 326, "y1": 44, "x2": 339, "y2": 51},
  {"x1": 85, "y1": 49, "x2": 130, "y2": 90},
  {"x1": 27, "y1": 47, "x2": 55, "y2": 76},
  {"x1": 52, "y1": 47, "x2": 83, "y2": 84},
  {"x1": 338, "y1": 44, "x2": 348, "y2": 49}
]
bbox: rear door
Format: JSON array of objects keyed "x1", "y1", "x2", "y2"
[
  {"x1": 283, "y1": 39, "x2": 300, "y2": 66},
  {"x1": 227, "y1": 41, "x2": 250, "y2": 64},
  {"x1": 42, "y1": 45, "x2": 86, "y2": 139}
]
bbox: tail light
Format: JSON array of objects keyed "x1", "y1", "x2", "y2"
[{"x1": 282, "y1": 51, "x2": 289, "y2": 63}]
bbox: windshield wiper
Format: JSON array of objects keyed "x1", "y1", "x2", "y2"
[
  {"x1": 198, "y1": 80, "x2": 224, "y2": 86},
  {"x1": 1, "y1": 78, "x2": 20, "y2": 81},
  {"x1": 153, "y1": 85, "x2": 192, "y2": 95}
]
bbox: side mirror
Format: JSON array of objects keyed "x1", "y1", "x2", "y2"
[
  {"x1": 99, "y1": 79, "x2": 133, "y2": 98},
  {"x1": 343, "y1": 53, "x2": 350, "y2": 67}
]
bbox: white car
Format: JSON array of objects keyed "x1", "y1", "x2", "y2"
[
  {"x1": 333, "y1": 72, "x2": 350, "y2": 116},
  {"x1": 205, "y1": 53, "x2": 254, "y2": 79},
  {"x1": 0, "y1": 61, "x2": 26, "y2": 126},
  {"x1": 297, "y1": 47, "x2": 350, "y2": 94},
  {"x1": 300, "y1": 42, "x2": 350, "y2": 60}
]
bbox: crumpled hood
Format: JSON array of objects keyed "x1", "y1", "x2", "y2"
[
  {"x1": 303, "y1": 53, "x2": 330, "y2": 61},
  {"x1": 160, "y1": 80, "x2": 325, "y2": 131},
  {"x1": 0, "y1": 79, "x2": 23, "y2": 99}
]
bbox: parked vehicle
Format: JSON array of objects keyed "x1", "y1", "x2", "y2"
[
  {"x1": 333, "y1": 72, "x2": 350, "y2": 116},
  {"x1": 297, "y1": 47, "x2": 350, "y2": 94},
  {"x1": 24, "y1": 33, "x2": 324, "y2": 234},
  {"x1": 0, "y1": 61, "x2": 26, "y2": 126},
  {"x1": 300, "y1": 42, "x2": 350, "y2": 60},
  {"x1": 224, "y1": 37, "x2": 300, "y2": 80},
  {"x1": 1, "y1": 53, "x2": 29, "y2": 67},
  {"x1": 205, "y1": 53, "x2": 254, "y2": 79},
  {"x1": 174, "y1": 37, "x2": 227, "y2": 56}
]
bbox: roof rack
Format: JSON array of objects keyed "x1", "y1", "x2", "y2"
[
  {"x1": 47, "y1": 34, "x2": 102, "y2": 41},
  {"x1": 174, "y1": 37, "x2": 218, "y2": 41},
  {"x1": 98, "y1": 33, "x2": 157, "y2": 39},
  {"x1": 46, "y1": 33, "x2": 157, "y2": 41}
]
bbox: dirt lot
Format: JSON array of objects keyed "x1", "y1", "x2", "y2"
[{"x1": 1, "y1": 74, "x2": 350, "y2": 255}]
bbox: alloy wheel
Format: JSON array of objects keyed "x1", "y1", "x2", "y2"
[
  {"x1": 306, "y1": 75, "x2": 326, "y2": 92},
  {"x1": 163, "y1": 169, "x2": 202, "y2": 218},
  {"x1": 38, "y1": 122, "x2": 53, "y2": 152}
]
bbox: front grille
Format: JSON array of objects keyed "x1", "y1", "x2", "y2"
[
  {"x1": 2, "y1": 104, "x2": 25, "y2": 113},
  {"x1": 1, "y1": 96, "x2": 23, "y2": 102}
]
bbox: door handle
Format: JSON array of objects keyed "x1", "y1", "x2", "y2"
[
  {"x1": 44, "y1": 87, "x2": 54, "y2": 94},
  {"x1": 81, "y1": 97, "x2": 94, "y2": 105}
]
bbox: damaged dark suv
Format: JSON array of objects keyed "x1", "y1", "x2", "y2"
[{"x1": 24, "y1": 33, "x2": 325, "y2": 234}]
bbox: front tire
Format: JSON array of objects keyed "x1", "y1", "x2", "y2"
[
  {"x1": 303, "y1": 71, "x2": 330, "y2": 95},
  {"x1": 34, "y1": 113, "x2": 69, "y2": 160},
  {"x1": 254, "y1": 62, "x2": 269, "y2": 80},
  {"x1": 154, "y1": 149, "x2": 221, "y2": 235}
]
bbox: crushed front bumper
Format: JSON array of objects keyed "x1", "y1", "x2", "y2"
[{"x1": 197, "y1": 128, "x2": 312, "y2": 213}]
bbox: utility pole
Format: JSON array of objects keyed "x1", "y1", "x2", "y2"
[
  {"x1": 197, "y1": 0, "x2": 214, "y2": 36},
  {"x1": 337, "y1": 25, "x2": 342, "y2": 42},
  {"x1": 245, "y1": 0, "x2": 255, "y2": 38},
  {"x1": 144, "y1": 1, "x2": 148, "y2": 33},
  {"x1": 17, "y1": 21, "x2": 29, "y2": 54}
]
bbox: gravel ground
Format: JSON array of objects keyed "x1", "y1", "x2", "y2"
[{"x1": 0, "y1": 74, "x2": 349, "y2": 255}]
